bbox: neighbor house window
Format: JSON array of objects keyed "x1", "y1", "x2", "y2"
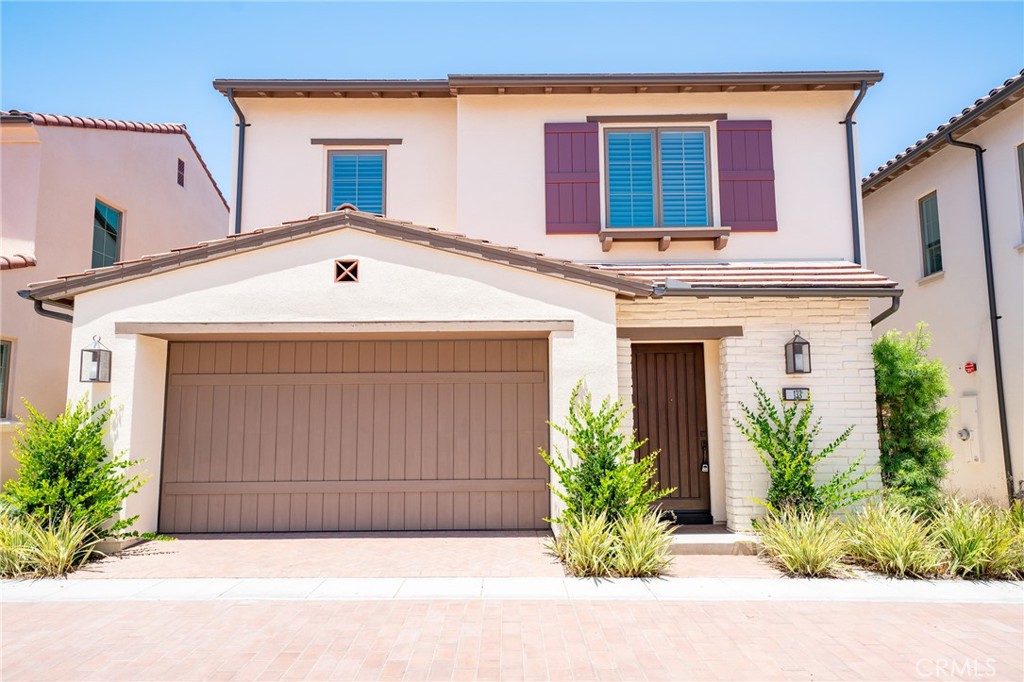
[
  {"x1": 177, "y1": 158, "x2": 185, "y2": 187},
  {"x1": 92, "y1": 200, "x2": 122, "y2": 269},
  {"x1": 0, "y1": 340, "x2": 10, "y2": 419},
  {"x1": 328, "y1": 150, "x2": 385, "y2": 214},
  {"x1": 919, "y1": 192, "x2": 942, "y2": 276},
  {"x1": 1017, "y1": 143, "x2": 1024, "y2": 214},
  {"x1": 606, "y1": 128, "x2": 710, "y2": 228}
]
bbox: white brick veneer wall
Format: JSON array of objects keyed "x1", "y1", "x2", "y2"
[{"x1": 617, "y1": 296, "x2": 882, "y2": 531}]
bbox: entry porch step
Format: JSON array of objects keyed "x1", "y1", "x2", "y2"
[{"x1": 669, "y1": 526, "x2": 759, "y2": 556}]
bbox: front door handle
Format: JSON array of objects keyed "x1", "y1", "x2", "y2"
[{"x1": 700, "y1": 430, "x2": 709, "y2": 473}]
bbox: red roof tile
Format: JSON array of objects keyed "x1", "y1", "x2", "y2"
[
  {"x1": 0, "y1": 254, "x2": 37, "y2": 270},
  {"x1": 1, "y1": 109, "x2": 229, "y2": 210}
]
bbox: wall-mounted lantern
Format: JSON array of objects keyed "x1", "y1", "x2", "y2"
[
  {"x1": 80, "y1": 335, "x2": 111, "y2": 383},
  {"x1": 785, "y1": 330, "x2": 811, "y2": 374}
]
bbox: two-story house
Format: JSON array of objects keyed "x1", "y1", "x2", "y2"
[
  {"x1": 21, "y1": 72, "x2": 898, "y2": 535},
  {"x1": 0, "y1": 111, "x2": 229, "y2": 481},
  {"x1": 863, "y1": 70, "x2": 1023, "y2": 504}
]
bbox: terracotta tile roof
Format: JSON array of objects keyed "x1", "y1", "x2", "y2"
[
  {"x1": 24, "y1": 208, "x2": 653, "y2": 303},
  {"x1": 0, "y1": 254, "x2": 37, "y2": 270},
  {"x1": 862, "y1": 69, "x2": 1024, "y2": 195},
  {"x1": 586, "y1": 261, "x2": 898, "y2": 292},
  {"x1": 1, "y1": 109, "x2": 229, "y2": 210}
]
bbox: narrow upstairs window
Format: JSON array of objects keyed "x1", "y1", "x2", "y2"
[
  {"x1": 92, "y1": 200, "x2": 123, "y2": 269},
  {"x1": 919, "y1": 192, "x2": 942, "y2": 277},
  {"x1": 177, "y1": 158, "x2": 185, "y2": 187}
]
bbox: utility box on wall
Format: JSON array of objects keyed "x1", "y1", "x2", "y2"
[{"x1": 957, "y1": 394, "x2": 981, "y2": 464}]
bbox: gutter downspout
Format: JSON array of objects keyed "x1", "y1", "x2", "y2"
[
  {"x1": 226, "y1": 88, "x2": 249, "y2": 235},
  {"x1": 870, "y1": 294, "x2": 901, "y2": 327},
  {"x1": 843, "y1": 81, "x2": 869, "y2": 264},
  {"x1": 945, "y1": 132, "x2": 1015, "y2": 502},
  {"x1": 18, "y1": 290, "x2": 73, "y2": 324}
]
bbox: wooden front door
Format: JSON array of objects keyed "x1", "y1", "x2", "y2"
[{"x1": 631, "y1": 343, "x2": 711, "y2": 521}]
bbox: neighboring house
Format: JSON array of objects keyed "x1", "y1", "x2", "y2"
[
  {"x1": 0, "y1": 111, "x2": 229, "y2": 480},
  {"x1": 22, "y1": 72, "x2": 899, "y2": 535},
  {"x1": 863, "y1": 71, "x2": 1024, "y2": 503}
]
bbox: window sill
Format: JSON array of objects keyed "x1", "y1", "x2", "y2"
[
  {"x1": 916, "y1": 271, "x2": 945, "y2": 286},
  {"x1": 598, "y1": 227, "x2": 730, "y2": 252}
]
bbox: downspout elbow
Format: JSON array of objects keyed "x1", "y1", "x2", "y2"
[
  {"x1": 226, "y1": 88, "x2": 249, "y2": 235},
  {"x1": 22, "y1": 295, "x2": 73, "y2": 324},
  {"x1": 870, "y1": 293, "x2": 900, "y2": 327}
]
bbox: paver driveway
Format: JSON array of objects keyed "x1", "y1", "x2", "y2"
[{"x1": 3, "y1": 598, "x2": 1021, "y2": 681}]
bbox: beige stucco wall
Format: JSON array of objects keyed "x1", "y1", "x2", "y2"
[
  {"x1": 230, "y1": 91, "x2": 865, "y2": 262},
  {"x1": 863, "y1": 100, "x2": 1023, "y2": 501},
  {"x1": 0, "y1": 124, "x2": 228, "y2": 480},
  {"x1": 64, "y1": 228, "x2": 620, "y2": 532},
  {"x1": 231, "y1": 98, "x2": 457, "y2": 235},
  {"x1": 618, "y1": 296, "x2": 882, "y2": 530}
]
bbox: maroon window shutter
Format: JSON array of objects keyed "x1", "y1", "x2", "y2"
[
  {"x1": 716, "y1": 120, "x2": 777, "y2": 232},
  {"x1": 544, "y1": 122, "x2": 600, "y2": 234}
]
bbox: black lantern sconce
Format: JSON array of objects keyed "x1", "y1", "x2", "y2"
[
  {"x1": 80, "y1": 335, "x2": 112, "y2": 383},
  {"x1": 785, "y1": 330, "x2": 811, "y2": 374}
]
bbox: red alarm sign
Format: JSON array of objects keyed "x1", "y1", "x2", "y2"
[{"x1": 964, "y1": 362, "x2": 977, "y2": 374}]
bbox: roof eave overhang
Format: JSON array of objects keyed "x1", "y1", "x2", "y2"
[
  {"x1": 214, "y1": 71, "x2": 883, "y2": 98},
  {"x1": 658, "y1": 286, "x2": 902, "y2": 298},
  {"x1": 863, "y1": 77, "x2": 1024, "y2": 196}
]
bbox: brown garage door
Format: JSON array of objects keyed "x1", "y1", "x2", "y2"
[{"x1": 158, "y1": 340, "x2": 550, "y2": 533}]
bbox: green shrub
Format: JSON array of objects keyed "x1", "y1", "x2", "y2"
[
  {"x1": 540, "y1": 382, "x2": 672, "y2": 525},
  {"x1": 872, "y1": 325, "x2": 953, "y2": 512},
  {"x1": 735, "y1": 381, "x2": 875, "y2": 513},
  {"x1": 2, "y1": 398, "x2": 145, "y2": 539},
  {"x1": 613, "y1": 511, "x2": 674, "y2": 577},
  {"x1": 846, "y1": 501, "x2": 945, "y2": 578},
  {"x1": 930, "y1": 497, "x2": 1020, "y2": 579},
  {"x1": 560, "y1": 511, "x2": 617, "y2": 577},
  {"x1": 755, "y1": 507, "x2": 847, "y2": 577}
]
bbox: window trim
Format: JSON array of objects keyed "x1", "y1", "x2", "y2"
[
  {"x1": 918, "y1": 190, "x2": 943, "y2": 278},
  {"x1": 603, "y1": 126, "x2": 713, "y2": 229},
  {"x1": 325, "y1": 149, "x2": 387, "y2": 215},
  {"x1": 92, "y1": 198, "x2": 125, "y2": 269},
  {"x1": 0, "y1": 339, "x2": 11, "y2": 420}
]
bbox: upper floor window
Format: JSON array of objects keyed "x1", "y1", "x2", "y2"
[
  {"x1": 1017, "y1": 143, "x2": 1023, "y2": 215},
  {"x1": 92, "y1": 200, "x2": 122, "y2": 269},
  {"x1": 606, "y1": 128, "x2": 710, "y2": 228},
  {"x1": 0, "y1": 340, "x2": 10, "y2": 419},
  {"x1": 328, "y1": 150, "x2": 385, "y2": 214},
  {"x1": 919, "y1": 191, "x2": 942, "y2": 277},
  {"x1": 177, "y1": 158, "x2": 185, "y2": 187}
]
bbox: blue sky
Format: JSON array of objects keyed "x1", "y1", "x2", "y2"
[{"x1": 2, "y1": 2, "x2": 1022, "y2": 196}]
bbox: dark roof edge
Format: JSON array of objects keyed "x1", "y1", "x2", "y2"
[
  {"x1": 863, "y1": 70, "x2": 1024, "y2": 195},
  {"x1": 213, "y1": 71, "x2": 883, "y2": 96}
]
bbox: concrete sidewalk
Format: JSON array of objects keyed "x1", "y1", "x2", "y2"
[{"x1": 4, "y1": 574, "x2": 1021, "y2": 604}]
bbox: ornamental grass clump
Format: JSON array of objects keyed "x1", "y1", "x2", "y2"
[
  {"x1": 613, "y1": 511, "x2": 674, "y2": 577},
  {"x1": 0, "y1": 513, "x2": 102, "y2": 578},
  {"x1": 929, "y1": 497, "x2": 1020, "y2": 580},
  {"x1": 845, "y1": 501, "x2": 945, "y2": 578},
  {"x1": 755, "y1": 507, "x2": 847, "y2": 577},
  {"x1": 559, "y1": 511, "x2": 617, "y2": 578}
]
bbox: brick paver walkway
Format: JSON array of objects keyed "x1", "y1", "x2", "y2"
[{"x1": 3, "y1": 598, "x2": 1020, "y2": 681}]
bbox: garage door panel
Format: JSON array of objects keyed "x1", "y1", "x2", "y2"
[{"x1": 160, "y1": 340, "x2": 550, "y2": 532}]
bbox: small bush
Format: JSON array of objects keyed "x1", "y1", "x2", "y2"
[
  {"x1": 736, "y1": 381, "x2": 875, "y2": 513},
  {"x1": 613, "y1": 511, "x2": 674, "y2": 577},
  {"x1": 2, "y1": 398, "x2": 145, "y2": 539},
  {"x1": 873, "y1": 325, "x2": 953, "y2": 512},
  {"x1": 0, "y1": 513, "x2": 102, "y2": 577},
  {"x1": 560, "y1": 512, "x2": 617, "y2": 577},
  {"x1": 930, "y1": 497, "x2": 1020, "y2": 580},
  {"x1": 755, "y1": 508, "x2": 847, "y2": 577},
  {"x1": 541, "y1": 382, "x2": 672, "y2": 525},
  {"x1": 846, "y1": 501, "x2": 945, "y2": 578}
]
